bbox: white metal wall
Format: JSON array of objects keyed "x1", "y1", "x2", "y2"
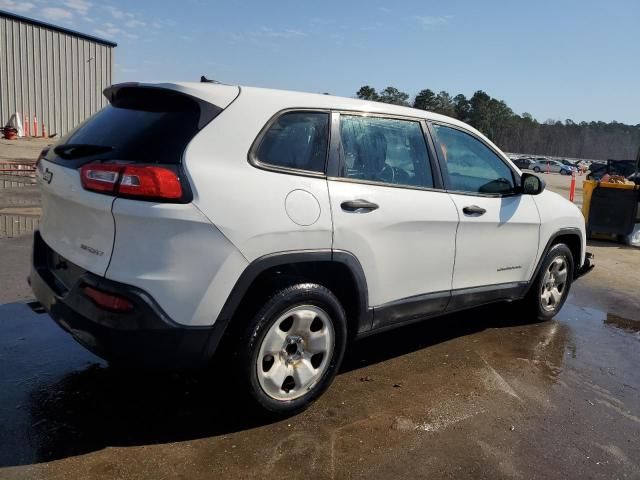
[{"x1": 0, "y1": 14, "x2": 114, "y2": 137}]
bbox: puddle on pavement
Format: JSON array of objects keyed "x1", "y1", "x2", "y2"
[
  {"x1": 0, "y1": 299, "x2": 638, "y2": 470},
  {"x1": 0, "y1": 214, "x2": 39, "y2": 238},
  {"x1": 604, "y1": 313, "x2": 640, "y2": 335}
]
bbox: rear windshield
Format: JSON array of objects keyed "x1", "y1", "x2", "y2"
[{"x1": 45, "y1": 87, "x2": 220, "y2": 165}]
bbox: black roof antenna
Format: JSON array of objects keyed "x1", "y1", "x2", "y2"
[{"x1": 200, "y1": 75, "x2": 220, "y2": 83}]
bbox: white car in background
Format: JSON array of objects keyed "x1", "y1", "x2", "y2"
[
  {"x1": 530, "y1": 159, "x2": 575, "y2": 175},
  {"x1": 30, "y1": 82, "x2": 593, "y2": 415}
]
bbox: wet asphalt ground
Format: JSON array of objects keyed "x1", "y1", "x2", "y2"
[{"x1": 0, "y1": 235, "x2": 639, "y2": 479}]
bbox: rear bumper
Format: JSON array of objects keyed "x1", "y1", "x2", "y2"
[
  {"x1": 29, "y1": 231, "x2": 215, "y2": 368},
  {"x1": 575, "y1": 252, "x2": 595, "y2": 279}
]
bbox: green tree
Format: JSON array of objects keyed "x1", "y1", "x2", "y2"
[
  {"x1": 434, "y1": 91, "x2": 456, "y2": 117},
  {"x1": 355, "y1": 83, "x2": 640, "y2": 160},
  {"x1": 413, "y1": 89, "x2": 438, "y2": 111},
  {"x1": 378, "y1": 86, "x2": 410, "y2": 106},
  {"x1": 453, "y1": 94, "x2": 471, "y2": 122},
  {"x1": 469, "y1": 90, "x2": 492, "y2": 134},
  {"x1": 356, "y1": 85, "x2": 379, "y2": 101}
]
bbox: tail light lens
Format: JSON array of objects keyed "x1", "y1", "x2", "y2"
[
  {"x1": 79, "y1": 162, "x2": 183, "y2": 201},
  {"x1": 83, "y1": 286, "x2": 134, "y2": 312}
]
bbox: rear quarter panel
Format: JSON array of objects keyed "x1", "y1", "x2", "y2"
[
  {"x1": 183, "y1": 90, "x2": 333, "y2": 262},
  {"x1": 106, "y1": 200, "x2": 248, "y2": 327}
]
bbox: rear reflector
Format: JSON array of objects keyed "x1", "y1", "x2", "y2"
[
  {"x1": 79, "y1": 162, "x2": 183, "y2": 200},
  {"x1": 83, "y1": 286, "x2": 134, "y2": 312}
]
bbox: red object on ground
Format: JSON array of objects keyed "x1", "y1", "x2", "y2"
[
  {"x1": 2, "y1": 129, "x2": 17, "y2": 140},
  {"x1": 42, "y1": 124, "x2": 47, "y2": 138},
  {"x1": 33, "y1": 116, "x2": 38, "y2": 137},
  {"x1": 24, "y1": 115, "x2": 30, "y2": 137},
  {"x1": 546, "y1": 161, "x2": 550, "y2": 174},
  {"x1": 569, "y1": 170, "x2": 576, "y2": 202}
]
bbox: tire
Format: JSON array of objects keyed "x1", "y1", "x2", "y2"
[
  {"x1": 233, "y1": 283, "x2": 347, "y2": 416},
  {"x1": 522, "y1": 243, "x2": 574, "y2": 321},
  {"x1": 561, "y1": 169, "x2": 569, "y2": 176},
  {"x1": 533, "y1": 166, "x2": 541, "y2": 173}
]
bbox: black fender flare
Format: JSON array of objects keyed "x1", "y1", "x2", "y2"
[
  {"x1": 203, "y1": 249, "x2": 370, "y2": 360},
  {"x1": 525, "y1": 227, "x2": 583, "y2": 294}
]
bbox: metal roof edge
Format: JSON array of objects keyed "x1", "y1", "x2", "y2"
[{"x1": 0, "y1": 9, "x2": 118, "y2": 47}]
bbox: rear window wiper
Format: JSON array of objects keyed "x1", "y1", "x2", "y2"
[{"x1": 53, "y1": 144, "x2": 115, "y2": 159}]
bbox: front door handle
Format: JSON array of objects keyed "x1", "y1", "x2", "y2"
[
  {"x1": 462, "y1": 205, "x2": 486, "y2": 216},
  {"x1": 341, "y1": 199, "x2": 379, "y2": 212}
]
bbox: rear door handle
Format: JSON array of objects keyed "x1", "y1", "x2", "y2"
[
  {"x1": 341, "y1": 199, "x2": 379, "y2": 212},
  {"x1": 462, "y1": 205, "x2": 486, "y2": 216}
]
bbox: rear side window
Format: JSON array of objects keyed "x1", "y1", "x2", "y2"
[
  {"x1": 255, "y1": 112, "x2": 329, "y2": 173},
  {"x1": 45, "y1": 87, "x2": 218, "y2": 165},
  {"x1": 339, "y1": 115, "x2": 434, "y2": 188}
]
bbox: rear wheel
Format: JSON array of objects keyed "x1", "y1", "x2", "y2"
[
  {"x1": 234, "y1": 283, "x2": 347, "y2": 416},
  {"x1": 533, "y1": 166, "x2": 541, "y2": 173},
  {"x1": 522, "y1": 243, "x2": 574, "y2": 320}
]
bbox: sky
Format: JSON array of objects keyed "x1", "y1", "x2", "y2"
[{"x1": 2, "y1": 0, "x2": 639, "y2": 124}]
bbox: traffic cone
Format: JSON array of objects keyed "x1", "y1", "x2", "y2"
[
  {"x1": 569, "y1": 170, "x2": 576, "y2": 202},
  {"x1": 42, "y1": 124, "x2": 47, "y2": 138},
  {"x1": 24, "y1": 115, "x2": 30, "y2": 137},
  {"x1": 33, "y1": 116, "x2": 38, "y2": 137}
]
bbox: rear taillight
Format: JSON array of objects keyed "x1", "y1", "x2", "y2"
[
  {"x1": 80, "y1": 163, "x2": 121, "y2": 193},
  {"x1": 83, "y1": 286, "x2": 134, "y2": 312},
  {"x1": 79, "y1": 162, "x2": 183, "y2": 201}
]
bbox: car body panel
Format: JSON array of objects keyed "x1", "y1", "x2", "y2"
[
  {"x1": 328, "y1": 180, "x2": 459, "y2": 307},
  {"x1": 105, "y1": 199, "x2": 248, "y2": 326},
  {"x1": 448, "y1": 193, "x2": 541, "y2": 289},
  {"x1": 183, "y1": 90, "x2": 334, "y2": 262},
  {"x1": 531, "y1": 189, "x2": 586, "y2": 276},
  {"x1": 36, "y1": 159, "x2": 116, "y2": 276}
]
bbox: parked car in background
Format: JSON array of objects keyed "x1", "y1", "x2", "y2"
[
  {"x1": 30, "y1": 82, "x2": 593, "y2": 415},
  {"x1": 530, "y1": 159, "x2": 575, "y2": 175},
  {"x1": 512, "y1": 157, "x2": 533, "y2": 170}
]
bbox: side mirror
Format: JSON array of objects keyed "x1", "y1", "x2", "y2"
[{"x1": 521, "y1": 172, "x2": 545, "y2": 195}]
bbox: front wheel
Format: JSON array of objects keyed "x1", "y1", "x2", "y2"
[
  {"x1": 234, "y1": 283, "x2": 347, "y2": 416},
  {"x1": 522, "y1": 243, "x2": 574, "y2": 320},
  {"x1": 533, "y1": 166, "x2": 541, "y2": 173}
]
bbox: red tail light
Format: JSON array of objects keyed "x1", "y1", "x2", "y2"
[
  {"x1": 79, "y1": 162, "x2": 183, "y2": 200},
  {"x1": 83, "y1": 286, "x2": 134, "y2": 312}
]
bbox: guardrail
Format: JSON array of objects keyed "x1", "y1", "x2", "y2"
[
  {"x1": 0, "y1": 161, "x2": 36, "y2": 175},
  {"x1": 0, "y1": 162, "x2": 37, "y2": 188}
]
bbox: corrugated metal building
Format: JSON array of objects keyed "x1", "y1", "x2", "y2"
[{"x1": 0, "y1": 10, "x2": 116, "y2": 137}]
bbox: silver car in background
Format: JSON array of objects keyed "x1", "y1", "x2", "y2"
[{"x1": 530, "y1": 159, "x2": 575, "y2": 175}]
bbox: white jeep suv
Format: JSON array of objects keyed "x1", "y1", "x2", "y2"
[{"x1": 30, "y1": 82, "x2": 593, "y2": 414}]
